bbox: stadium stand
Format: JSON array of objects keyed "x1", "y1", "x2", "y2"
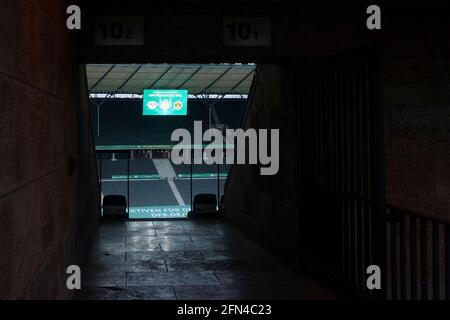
[
  {"x1": 91, "y1": 98, "x2": 245, "y2": 146},
  {"x1": 129, "y1": 180, "x2": 178, "y2": 207},
  {"x1": 171, "y1": 163, "x2": 191, "y2": 175},
  {"x1": 98, "y1": 154, "x2": 129, "y2": 177},
  {"x1": 94, "y1": 97, "x2": 244, "y2": 217},
  {"x1": 171, "y1": 162, "x2": 229, "y2": 175},
  {"x1": 129, "y1": 158, "x2": 158, "y2": 176},
  {"x1": 174, "y1": 180, "x2": 191, "y2": 204},
  {"x1": 101, "y1": 179, "x2": 179, "y2": 207},
  {"x1": 101, "y1": 181, "x2": 128, "y2": 201},
  {"x1": 191, "y1": 179, "x2": 220, "y2": 198},
  {"x1": 98, "y1": 157, "x2": 158, "y2": 177}
]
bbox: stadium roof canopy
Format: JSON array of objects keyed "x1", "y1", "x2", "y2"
[{"x1": 86, "y1": 63, "x2": 256, "y2": 95}]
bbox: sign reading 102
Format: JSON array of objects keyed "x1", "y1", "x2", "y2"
[
  {"x1": 95, "y1": 16, "x2": 144, "y2": 46},
  {"x1": 223, "y1": 17, "x2": 271, "y2": 46}
]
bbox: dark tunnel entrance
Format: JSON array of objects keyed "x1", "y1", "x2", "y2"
[{"x1": 82, "y1": 50, "x2": 386, "y2": 299}]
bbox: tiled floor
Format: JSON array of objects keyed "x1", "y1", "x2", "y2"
[{"x1": 77, "y1": 219, "x2": 336, "y2": 300}]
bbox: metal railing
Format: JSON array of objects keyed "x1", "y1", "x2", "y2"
[{"x1": 385, "y1": 206, "x2": 450, "y2": 300}]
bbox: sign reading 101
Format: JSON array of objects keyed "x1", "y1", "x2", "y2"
[{"x1": 223, "y1": 17, "x2": 271, "y2": 46}]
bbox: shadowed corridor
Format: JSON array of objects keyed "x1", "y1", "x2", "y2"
[{"x1": 77, "y1": 220, "x2": 336, "y2": 300}]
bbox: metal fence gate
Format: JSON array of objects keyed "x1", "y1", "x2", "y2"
[{"x1": 297, "y1": 49, "x2": 385, "y2": 298}]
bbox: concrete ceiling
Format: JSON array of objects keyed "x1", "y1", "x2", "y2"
[{"x1": 86, "y1": 63, "x2": 256, "y2": 95}]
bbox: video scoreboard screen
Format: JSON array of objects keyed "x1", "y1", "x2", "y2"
[{"x1": 143, "y1": 89, "x2": 188, "y2": 116}]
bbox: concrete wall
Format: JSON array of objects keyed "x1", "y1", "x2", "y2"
[
  {"x1": 224, "y1": 65, "x2": 300, "y2": 266},
  {"x1": 0, "y1": 0, "x2": 99, "y2": 299},
  {"x1": 384, "y1": 13, "x2": 450, "y2": 223}
]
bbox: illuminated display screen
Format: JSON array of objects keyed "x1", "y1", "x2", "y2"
[{"x1": 143, "y1": 89, "x2": 188, "y2": 116}]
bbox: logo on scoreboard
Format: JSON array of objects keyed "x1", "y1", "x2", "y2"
[
  {"x1": 174, "y1": 101, "x2": 183, "y2": 110},
  {"x1": 161, "y1": 99, "x2": 171, "y2": 113},
  {"x1": 146, "y1": 101, "x2": 158, "y2": 110}
]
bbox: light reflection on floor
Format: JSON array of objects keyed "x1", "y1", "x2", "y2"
[{"x1": 78, "y1": 220, "x2": 337, "y2": 300}]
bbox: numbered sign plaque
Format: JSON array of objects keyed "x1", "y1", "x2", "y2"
[
  {"x1": 223, "y1": 17, "x2": 271, "y2": 46},
  {"x1": 95, "y1": 16, "x2": 144, "y2": 46}
]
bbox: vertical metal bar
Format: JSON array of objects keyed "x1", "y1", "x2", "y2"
[
  {"x1": 348, "y1": 59, "x2": 357, "y2": 288},
  {"x1": 361, "y1": 56, "x2": 374, "y2": 297},
  {"x1": 343, "y1": 199, "x2": 349, "y2": 279},
  {"x1": 363, "y1": 202, "x2": 371, "y2": 292},
  {"x1": 345, "y1": 58, "x2": 356, "y2": 286},
  {"x1": 357, "y1": 56, "x2": 369, "y2": 293},
  {"x1": 433, "y1": 222, "x2": 440, "y2": 300},
  {"x1": 337, "y1": 60, "x2": 347, "y2": 279},
  {"x1": 332, "y1": 62, "x2": 338, "y2": 193},
  {"x1": 217, "y1": 162, "x2": 220, "y2": 209},
  {"x1": 317, "y1": 66, "x2": 323, "y2": 187},
  {"x1": 99, "y1": 152, "x2": 103, "y2": 219},
  {"x1": 356, "y1": 207, "x2": 363, "y2": 290},
  {"x1": 325, "y1": 63, "x2": 330, "y2": 190},
  {"x1": 323, "y1": 64, "x2": 328, "y2": 189},
  {"x1": 97, "y1": 105, "x2": 100, "y2": 137},
  {"x1": 313, "y1": 70, "x2": 319, "y2": 191},
  {"x1": 361, "y1": 56, "x2": 372, "y2": 274},
  {"x1": 342, "y1": 58, "x2": 351, "y2": 281},
  {"x1": 391, "y1": 222, "x2": 397, "y2": 300},
  {"x1": 357, "y1": 58, "x2": 365, "y2": 290},
  {"x1": 370, "y1": 47, "x2": 386, "y2": 300},
  {"x1": 349, "y1": 59, "x2": 357, "y2": 286},
  {"x1": 127, "y1": 151, "x2": 130, "y2": 218},
  {"x1": 410, "y1": 215, "x2": 417, "y2": 300},
  {"x1": 190, "y1": 146, "x2": 193, "y2": 209},
  {"x1": 399, "y1": 214, "x2": 406, "y2": 299},
  {"x1": 349, "y1": 202, "x2": 355, "y2": 283},
  {"x1": 446, "y1": 225, "x2": 450, "y2": 300},
  {"x1": 330, "y1": 61, "x2": 344, "y2": 277},
  {"x1": 99, "y1": 153, "x2": 102, "y2": 195},
  {"x1": 343, "y1": 59, "x2": 352, "y2": 282},
  {"x1": 209, "y1": 105, "x2": 212, "y2": 130},
  {"x1": 421, "y1": 218, "x2": 428, "y2": 300},
  {"x1": 354, "y1": 57, "x2": 364, "y2": 290}
]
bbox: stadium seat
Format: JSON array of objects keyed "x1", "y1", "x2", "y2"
[
  {"x1": 188, "y1": 194, "x2": 220, "y2": 218},
  {"x1": 103, "y1": 195, "x2": 128, "y2": 219}
]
